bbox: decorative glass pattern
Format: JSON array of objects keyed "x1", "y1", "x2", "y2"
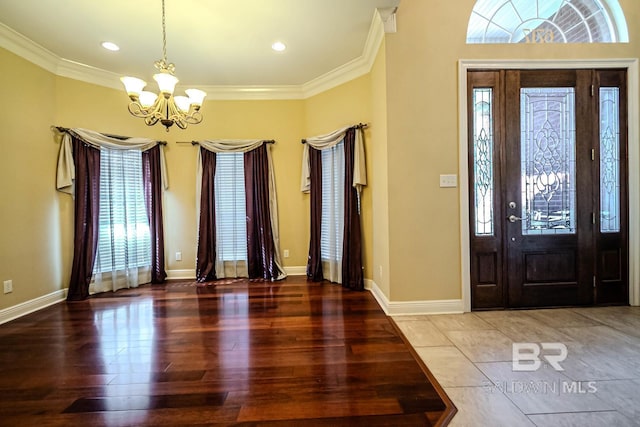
[
  {"x1": 521, "y1": 88, "x2": 576, "y2": 235},
  {"x1": 466, "y1": 0, "x2": 629, "y2": 44},
  {"x1": 473, "y1": 88, "x2": 494, "y2": 236},
  {"x1": 600, "y1": 87, "x2": 620, "y2": 233}
]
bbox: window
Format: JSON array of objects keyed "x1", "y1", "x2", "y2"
[
  {"x1": 214, "y1": 152, "x2": 247, "y2": 261},
  {"x1": 321, "y1": 143, "x2": 345, "y2": 263},
  {"x1": 94, "y1": 149, "x2": 151, "y2": 274},
  {"x1": 600, "y1": 87, "x2": 620, "y2": 233},
  {"x1": 466, "y1": 0, "x2": 629, "y2": 44},
  {"x1": 473, "y1": 88, "x2": 495, "y2": 236}
]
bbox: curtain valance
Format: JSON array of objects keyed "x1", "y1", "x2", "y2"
[
  {"x1": 300, "y1": 125, "x2": 366, "y2": 193},
  {"x1": 198, "y1": 139, "x2": 265, "y2": 153},
  {"x1": 56, "y1": 127, "x2": 167, "y2": 195}
]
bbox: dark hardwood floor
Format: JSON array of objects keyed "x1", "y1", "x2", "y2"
[{"x1": 0, "y1": 277, "x2": 455, "y2": 426}]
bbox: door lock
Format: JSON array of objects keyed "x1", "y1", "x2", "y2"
[{"x1": 508, "y1": 214, "x2": 524, "y2": 223}]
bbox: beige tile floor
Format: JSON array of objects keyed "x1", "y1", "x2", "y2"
[{"x1": 394, "y1": 307, "x2": 640, "y2": 427}]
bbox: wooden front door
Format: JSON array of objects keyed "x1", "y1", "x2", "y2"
[{"x1": 468, "y1": 69, "x2": 628, "y2": 309}]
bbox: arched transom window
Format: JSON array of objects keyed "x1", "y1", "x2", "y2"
[{"x1": 467, "y1": 0, "x2": 629, "y2": 44}]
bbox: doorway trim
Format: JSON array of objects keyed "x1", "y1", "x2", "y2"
[{"x1": 458, "y1": 58, "x2": 640, "y2": 312}]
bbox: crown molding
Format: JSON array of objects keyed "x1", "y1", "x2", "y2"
[
  {"x1": 199, "y1": 85, "x2": 306, "y2": 100},
  {"x1": 301, "y1": 9, "x2": 386, "y2": 98},
  {"x1": 0, "y1": 22, "x2": 58, "y2": 74},
  {"x1": 56, "y1": 59, "x2": 123, "y2": 90},
  {"x1": 0, "y1": 9, "x2": 388, "y2": 100}
]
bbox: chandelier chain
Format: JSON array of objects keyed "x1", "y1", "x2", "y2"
[{"x1": 161, "y1": 0, "x2": 167, "y2": 64}]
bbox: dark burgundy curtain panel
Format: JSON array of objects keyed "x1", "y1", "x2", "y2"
[
  {"x1": 67, "y1": 137, "x2": 101, "y2": 301},
  {"x1": 196, "y1": 147, "x2": 218, "y2": 282},
  {"x1": 142, "y1": 145, "x2": 167, "y2": 284},
  {"x1": 306, "y1": 147, "x2": 324, "y2": 281},
  {"x1": 244, "y1": 144, "x2": 284, "y2": 280},
  {"x1": 342, "y1": 128, "x2": 364, "y2": 290}
]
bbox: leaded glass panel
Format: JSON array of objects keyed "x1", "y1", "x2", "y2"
[
  {"x1": 600, "y1": 87, "x2": 620, "y2": 233},
  {"x1": 473, "y1": 88, "x2": 494, "y2": 236},
  {"x1": 520, "y1": 88, "x2": 576, "y2": 235}
]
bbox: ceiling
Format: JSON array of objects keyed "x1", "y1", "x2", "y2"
[{"x1": 0, "y1": 0, "x2": 400, "y2": 90}]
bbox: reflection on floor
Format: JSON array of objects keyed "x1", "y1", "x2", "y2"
[
  {"x1": 0, "y1": 278, "x2": 454, "y2": 426},
  {"x1": 394, "y1": 306, "x2": 640, "y2": 426}
]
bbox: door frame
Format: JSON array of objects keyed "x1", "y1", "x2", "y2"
[{"x1": 458, "y1": 58, "x2": 640, "y2": 312}]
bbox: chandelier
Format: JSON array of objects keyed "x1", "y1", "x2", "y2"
[{"x1": 120, "y1": 0, "x2": 206, "y2": 131}]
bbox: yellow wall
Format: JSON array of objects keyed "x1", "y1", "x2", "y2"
[
  {"x1": 0, "y1": 48, "x2": 59, "y2": 310},
  {"x1": 384, "y1": 0, "x2": 640, "y2": 301},
  {"x1": 370, "y1": 39, "x2": 391, "y2": 297}
]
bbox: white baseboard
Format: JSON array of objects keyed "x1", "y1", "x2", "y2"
[
  {"x1": 284, "y1": 266, "x2": 306, "y2": 276},
  {"x1": 366, "y1": 279, "x2": 464, "y2": 316},
  {"x1": 365, "y1": 278, "x2": 390, "y2": 313},
  {"x1": 166, "y1": 269, "x2": 196, "y2": 280},
  {"x1": 0, "y1": 289, "x2": 67, "y2": 325}
]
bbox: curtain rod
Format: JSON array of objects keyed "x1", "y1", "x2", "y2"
[
  {"x1": 176, "y1": 140, "x2": 276, "y2": 145},
  {"x1": 52, "y1": 126, "x2": 167, "y2": 145},
  {"x1": 300, "y1": 122, "x2": 368, "y2": 144}
]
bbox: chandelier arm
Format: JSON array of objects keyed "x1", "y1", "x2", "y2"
[
  {"x1": 145, "y1": 116, "x2": 160, "y2": 127},
  {"x1": 167, "y1": 100, "x2": 188, "y2": 129},
  {"x1": 128, "y1": 102, "x2": 155, "y2": 119},
  {"x1": 183, "y1": 111, "x2": 203, "y2": 125},
  {"x1": 127, "y1": 96, "x2": 165, "y2": 119}
]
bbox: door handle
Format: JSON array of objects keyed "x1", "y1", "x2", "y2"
[{"x1": 508, "y1": 214, "x2": 524, "y2": 223}]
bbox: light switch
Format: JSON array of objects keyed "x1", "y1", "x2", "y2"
[{"x1": 439, "y1": 174, "x2": 458, "y2": 188}]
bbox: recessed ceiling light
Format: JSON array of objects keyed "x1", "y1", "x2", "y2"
[
  {"x1": 101, "y1": 41, "x2": 120, "y2": 52},
  {"x1": 271, "y1": 41, "x2": 286, "y2": 52}
]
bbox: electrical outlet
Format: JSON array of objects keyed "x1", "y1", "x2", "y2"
[
  {"x1": 175, "y1": 251, "x2": 182, "y2": 261},
  {"x1": 379, "y1": 265, "x2": 383, "y2": 278},
  {"x1": 3, "y1": 280, "x2": 13, "y2": 294},
  {"x1": 283, "y1": 249, "x2": 290, "y2": 258}
]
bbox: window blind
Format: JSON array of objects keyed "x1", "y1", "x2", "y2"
[
  {"x1": 321, "y1": 142, "x2": 345, "y2": 261},
  {"x1": 214, "y1": 152, "x2": 248, "y2": 261},
  {"x1": 94, "y1": 149, "x2": 151, "y2": 273}
]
